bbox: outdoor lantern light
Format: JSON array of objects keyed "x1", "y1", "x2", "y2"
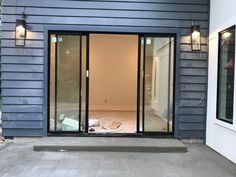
[
  {"x1": 15, "y1": 19, "x2": 26, "y2": 46},
  {"x1": 191, "y1": 25, "x2": 201, "y2": 51}
]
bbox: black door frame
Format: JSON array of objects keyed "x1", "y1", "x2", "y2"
[
  {"x1": 139, "y1": 34, "x2": 176, "y2": 136},
  {"x1": 47, "y1": 31, "x2": 176, "y2": 137}
]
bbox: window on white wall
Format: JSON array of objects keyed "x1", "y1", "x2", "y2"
[{"x1": 217, "y1": 26, "x2": 235, "y2": 124}]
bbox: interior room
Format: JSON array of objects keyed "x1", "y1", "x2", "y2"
[{"x1": 88, "y1": 34, "x2": 138, "y2": 133}]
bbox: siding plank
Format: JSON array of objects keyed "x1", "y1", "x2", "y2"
[
  {"x1": 179, "y1": 131, "x2": 205, "y2": 138},
  {"x1": 2, "y1": 129, "x2": 44, "y2": 136},
  {"x1": 179, "y1": 99, "x2": 206, "y2": 107},
  {"x1": 2, "y1": 121, "x2": 43, "y2": 129},
  {"x1": 1, "y1": 56, "x2": 44, "y2": 65},
  {"x1": 1, "y1": 31, "x2": 43, "y2": 40},
  {"x1": 2, "y1": 89, "x2": 43, "y2": 97},
  {"x1": 2, "y1": 97, "x2": 43, "y2": 105},
  {"x1": 179, "y1": 115, "x2": 205, "y2": 123},
  {"x1": 1, "y1": 81, "x2": 43, "y2": 89},
  {"x1": 1, "y1": 64, "x2": 43, "y2": 73},
  {"x1": 1, "y1": 48, "x2": 44, "y2": 56},
  {"x1": 180, "y1": 76, "x2": 207, "y2": 84},
  {"x1": 2, "y1": 105, "x2": 43, "y2": 113},
  {"x1": 180, "y1": 60, "x2": 207, "y2": 68},
  {"x1": 179, "y1": 123, "x2": 205, "y2": 131},
  {"x1": 1, "y1": 73, "x2": 44, "y2": 81},
  {"x1": 179, "y1": 107, "x2": 205, "y2": 115},
  {"x1": 180, "y1": 68, "x2": 207, "y2": 76},
  {"x1": 3, "y1": 113, "x2": 43, "y2": 121},
  {"x1": 180, "y1": 91, "x2": 206, "y2": 99},
  {"x1": 1, "y1": 39, "x2": 44, "y2": 48}
]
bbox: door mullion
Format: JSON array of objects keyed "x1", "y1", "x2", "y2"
[
  {"x1": 79, "y1": 35, "x2": 82, "y2": 133},
  {"x1": 137, "y1": 35, "x2": 141, "y2": 133},
  {"x1": 54, "y1": 34, "x2": 58, "y2": 132},
  {"x1": 85, "y1": 34, "x2": 90, "y2": 133}
]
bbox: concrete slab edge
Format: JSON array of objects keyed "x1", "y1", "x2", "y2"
[{"x1": 33, "y1": 145, "x2": 187, "y2": 153}]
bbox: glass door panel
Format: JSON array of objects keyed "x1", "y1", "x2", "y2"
[
  {"x1": 49, "y1": 34, "x2": 81, "y2": 132},
  {"x1": 143, "y1": 36, "x2": 174, "y2": 133}
]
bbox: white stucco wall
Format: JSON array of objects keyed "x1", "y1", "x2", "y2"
[{"x1": 206, "y1": 0, "x2": 236, "y2": 163}]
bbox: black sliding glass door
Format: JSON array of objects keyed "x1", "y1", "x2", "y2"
[
  {"x1": 48, "y1": 32, "x2": 175, "y2": 135},
  {"x1": 139, "y1": 35, "x2": 175, "y2": 134},
  {"x1": 49, "y1": 33, "x2": 88, "y2": 133}
]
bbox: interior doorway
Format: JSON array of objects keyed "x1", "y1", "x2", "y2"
[
  {"x1": 88, "y1": 34, "x2": 138, "y2": 133},
  {"x1": 48, "y1": 31, "x2": 175, "y2": 136}
]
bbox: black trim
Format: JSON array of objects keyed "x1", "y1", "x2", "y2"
[
  {"x1": 172, "y1": 34, "x2": 177, "y2": 135},
  {"x1": 48, "y1": 132, "x2": 173, "y2": 138},
  {"x1": 136, "y1": 36, "x2": 141, "y2": 133},
  {"x1": 79, "y1": 35, "x2": 82, "y2": 132},
  {"x1": 85, "y1": 34, "x2": 90, "y2": 133},
  {"x1": 167, "y1": 38, "x2": 171, "y2": 132},
  {"x1": 47, "y1": 33, "x2": 51, "y2": 133},
  {"x1": 216, "y1": 25, "x2": 235, "y2": 125},
  {"x1": 142, "y1": 36, "x2": 146, "y2": 133},
  {"x1": 137, "y1": 35, "x2": 141, "y2": 133},
  {"x1": 54, "y1": 34, "x2": 58, "y2": 131}
]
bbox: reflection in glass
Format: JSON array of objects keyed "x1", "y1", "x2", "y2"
[
  {"x1": 144, "y1": 37, "x2": 174, "y2": 132},
  {"x1": 217, "y1": 27, "x2": 235, "y2": 124}
]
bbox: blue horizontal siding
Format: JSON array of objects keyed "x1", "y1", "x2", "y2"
[{"x1": 1, "y1": 0, "x2": 209, "y2": 138}]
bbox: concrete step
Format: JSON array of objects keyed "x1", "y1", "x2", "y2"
[{"x1": 33, "y1": 137, "x2": 187, "y2": 153}]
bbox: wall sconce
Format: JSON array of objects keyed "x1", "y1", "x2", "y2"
[
  {"x1": 15, "y1": 19, "x2": 26, "y2": 46},
  {"x1": 191, "y1": 25, "x2": 201, "y2": 51}
]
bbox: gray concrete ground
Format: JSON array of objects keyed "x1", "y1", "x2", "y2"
[{"x1": 0, "y1": 140, "x2": 236, "y2": 177}]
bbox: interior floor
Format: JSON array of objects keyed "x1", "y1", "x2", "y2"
[
  {"x1": 49, "y1": 107, "x2": 172, "y2": 133},
  {"x1": 89, "y1": 111, "x2": 136, "y2": 133},
  {"x1": 88, "y1": 111, "x2": 171, "y2": 133}
]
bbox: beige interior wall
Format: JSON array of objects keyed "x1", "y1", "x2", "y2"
[{"x1": 89, "y1": 34, "x2": 138, "y2": 111}]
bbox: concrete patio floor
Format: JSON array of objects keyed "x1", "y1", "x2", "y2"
[{"x1": 0, "y1": 139, "x2": 236, "y2": 177}]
